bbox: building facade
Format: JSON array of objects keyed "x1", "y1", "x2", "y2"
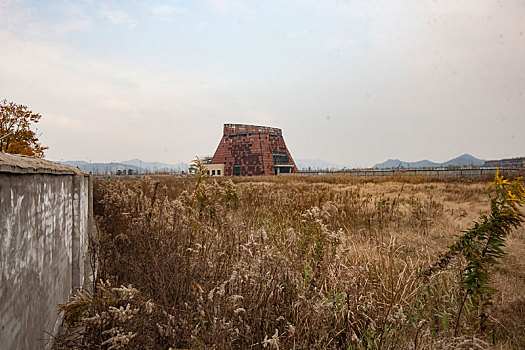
[
  {"x1": 210, "y1": 123, "x2": 297, "y2": 176},
  {"x1": 484, "y1": 157, "x2": 525, "y2": 168}
]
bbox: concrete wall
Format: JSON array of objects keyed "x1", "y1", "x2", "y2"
[{"x1": 0, "y1": 153, "x2": 93, "y2": 350}]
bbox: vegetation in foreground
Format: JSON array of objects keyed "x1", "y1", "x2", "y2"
[{"x1": 55, "y1": 172, "x2": 525, "y2": 349}]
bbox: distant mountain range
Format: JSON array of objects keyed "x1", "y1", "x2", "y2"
[
  {"x1": 60, "y1": 159, "x2": 189, "y2": 174},
  {"x1": 372, "y1": 154, "x2": 485, "y2": 169},
  {"x1": 120, "y1": 159, "x2": 188, "y2": 172},
  {"x1": 59, "y1": 154, "x2": 486, "y2": 174},
  {"x1": 60, "y1": 158, "x2": 343, "y2": 173}
]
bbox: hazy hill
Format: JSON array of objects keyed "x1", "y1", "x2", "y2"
[
  {"x1": 295, "y1": 158, "x2": 341, "y2": 170},
  {"x1": 121, "y1": 159, "x2": 189, "y2": 172},
  {"x1": 60, "y1": 159, "x2": 189, "y2": 173},
  {"x1": 373, "y1": 159, "x2": 440, "y2": 169},
  {"x1": 60, "y1": 161, "x2": 142, "y2": 173},
  {"x1": 442, "y1": 154, "x2": 485, "y2": 167},
  {"x1": 373, "y1": 154, "x2": 485, "y2": 169}
]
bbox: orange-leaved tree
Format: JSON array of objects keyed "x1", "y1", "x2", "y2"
[{"x1": 0, "y1": 99, "x2": 48, "y2": 158}]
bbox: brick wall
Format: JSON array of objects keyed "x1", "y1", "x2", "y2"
[{"x1": 210, "y1": 124, "x2": 296, "y2": 176}]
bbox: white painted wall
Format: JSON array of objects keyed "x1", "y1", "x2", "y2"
[{"x1": 0, "y1": 168, "x2": 92, "y2": 350}]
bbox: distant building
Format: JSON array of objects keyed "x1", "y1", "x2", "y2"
[
  {"x1": 484, "y1": 157, "x2": 525, "y2": 168},
  {"x1": 208, "y1": 123, "x2": 297, "y2": 176},
  {"x1": 200, "y1": 156, "x2": 224, "y2": 177}
]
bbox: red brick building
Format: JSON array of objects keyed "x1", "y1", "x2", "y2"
[{"x1": 210, "y1": 123, "x2": 297, "y2": 176}]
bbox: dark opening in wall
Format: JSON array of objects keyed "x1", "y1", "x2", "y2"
[{"x1": 233, "y1": 165, "x2": 241, "y2": 176}]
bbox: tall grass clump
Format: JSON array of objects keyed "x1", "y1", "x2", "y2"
[{"x1": 54, "y1": 172, "x2": 525, "y2": 349}]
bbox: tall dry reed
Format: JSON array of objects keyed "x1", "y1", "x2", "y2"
[{"x1": 54, "y1": 175, "x2": 525, "y2": 349}]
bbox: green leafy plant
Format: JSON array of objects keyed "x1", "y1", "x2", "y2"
[{"x1": 424, "y1": 170, "x2": 525, "y2": 332}]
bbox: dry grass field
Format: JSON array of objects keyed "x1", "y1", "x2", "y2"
[{"x1": 55, "y1": 174, "x2": 525, "y2": 349}]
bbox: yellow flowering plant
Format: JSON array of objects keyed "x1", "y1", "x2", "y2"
[{"x1": 424, "y1": 170, "x2": 525, "y2": 333}]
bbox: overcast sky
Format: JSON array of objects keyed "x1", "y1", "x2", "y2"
[{"x1": 1, "y1": 0, "x2": 524, "y2": 167}]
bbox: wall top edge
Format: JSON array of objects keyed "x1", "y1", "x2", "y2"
[
  {"x1": 223, "y1": 123, "x2": 282, "y2": 134},
  {"x1": 0, "y1": 152, "x2": 88, "y2": 175},
  {"x1": 224, "y1": 123, "x2": 281, "y2": 128}
]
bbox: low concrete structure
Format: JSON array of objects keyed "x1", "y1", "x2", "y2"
[
  {"x1": 0, "y1": 153, "x2": 93, "y2": 350},
  {"x1": 204, "y1": 163, "x2": 225, "y2": 177}
]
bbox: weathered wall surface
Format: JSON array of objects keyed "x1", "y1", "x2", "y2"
[{"x1": 0, "y1": 153, "x2": 92, "y2": 350}]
